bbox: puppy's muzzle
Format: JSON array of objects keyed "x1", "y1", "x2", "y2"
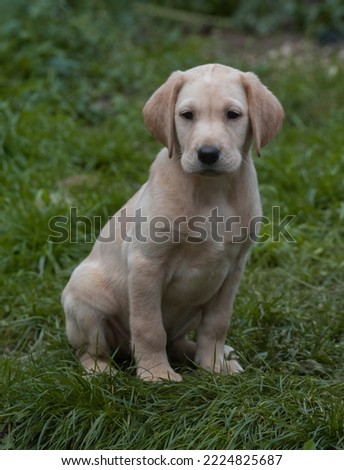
[{"x1": 197, "y1": 145, "x2": 220, "y2": 165}]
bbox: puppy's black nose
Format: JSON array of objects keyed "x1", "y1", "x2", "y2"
[{"x1": 197, "y1": 145, "x2": 220, "y2": 165}]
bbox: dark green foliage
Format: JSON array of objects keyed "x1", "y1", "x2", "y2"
[{"x1": 149, "y1": 0, "x2": 344, "y2": 36}]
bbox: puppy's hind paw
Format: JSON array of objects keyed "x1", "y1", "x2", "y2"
[
  {"x1": 224, "y1": 358, "x2": 243, "y2": 374},
  {"x1": 223, "y1": 345, "x2": 243, "y2": 373}
]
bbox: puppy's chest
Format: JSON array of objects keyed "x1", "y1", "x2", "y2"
[
  {"x1": 164, "y1": 241, "x2": 241, "y2": 306},
  {"x1": 185, "y1": 200, "x2": 258, "y2": 244}
]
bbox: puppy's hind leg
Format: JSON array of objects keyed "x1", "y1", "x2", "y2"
[
  {"x1": 62, "y1": 268, "x2": 119, "y2": 373},
  {"x1": 64, "y1": 301, "x2": 114, "y2": 373},
  {"x1": 167, "y1": 336, "x2": 197, "y2": 363}
]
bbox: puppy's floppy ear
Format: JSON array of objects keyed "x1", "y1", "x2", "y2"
[
  {"x1": 241, "y1": 72, "x2": 284, "y2": 156},
  {"x1": 143, "y1": 71, "x2": 184, "y2": 158}
]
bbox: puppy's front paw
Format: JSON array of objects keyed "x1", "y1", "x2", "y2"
[
  {"x1": 80, "y1": 353, "x2": 114, "y2": 374},
  {"x1": 137, "y1": 366, "x2": 182, "y2": 382}
]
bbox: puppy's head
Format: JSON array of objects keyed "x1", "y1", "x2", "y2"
[{"x1": 143, "y1": 64, "x2": 284, "y2": 175}]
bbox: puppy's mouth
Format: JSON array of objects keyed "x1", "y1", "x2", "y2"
[
  {"x1": 197, "y1": 168, "x2": 224, "y2": 177},
  {"x1": 181, "y1": 151, "x2": 242, "y2": 176}
]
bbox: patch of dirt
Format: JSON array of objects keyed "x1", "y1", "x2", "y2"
[{"x1": 211, "y1": 30, "x2": 344, "y2": 64}]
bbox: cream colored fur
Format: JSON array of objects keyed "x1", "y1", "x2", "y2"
[{"x1": 62, "y1": 64, "x2": 284, "y2": 381}]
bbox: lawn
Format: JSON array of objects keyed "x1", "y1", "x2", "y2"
[{"x1": 1, "y1": 1, "x2": 343, "y2": 450}]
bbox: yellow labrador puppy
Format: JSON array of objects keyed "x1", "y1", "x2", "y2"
[{"x1": 62, "y1": 64, "x2": 284, "y2": 381}]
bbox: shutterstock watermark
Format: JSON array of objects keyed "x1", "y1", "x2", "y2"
[{"x1": 48, "y1": 206, "x2": 295, "y2": 244}]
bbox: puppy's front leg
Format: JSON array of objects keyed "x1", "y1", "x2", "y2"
[
  {"x1": 196, "y1": 259, "x2": 247, "y2": 374},
  {"x1": 128, "y1": 254, "x2": 182, "y2": 382}
]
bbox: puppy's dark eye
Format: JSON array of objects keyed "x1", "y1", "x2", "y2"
[
  {"x1": 227, "y1": 110, "x2": 240, "y2": 120},
  {"x1": 181, "y1": 111, "x2": 194, "y2": 120}
]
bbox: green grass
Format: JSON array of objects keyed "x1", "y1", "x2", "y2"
[{"x1": 1, "y1": 1, "x2": 344, "y2": 450}]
